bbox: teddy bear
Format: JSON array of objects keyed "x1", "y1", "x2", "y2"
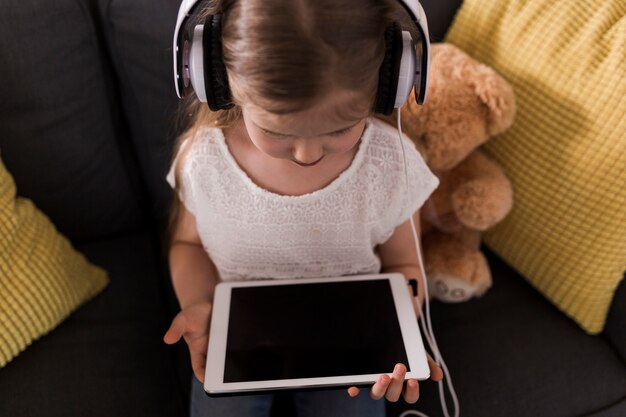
[{"x1": 400, "y1": 43, "x2": 516, "y2": 302}]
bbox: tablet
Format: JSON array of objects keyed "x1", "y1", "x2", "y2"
[{"x1": 204, "y1": 273, "x2": 430, "y2": 396}]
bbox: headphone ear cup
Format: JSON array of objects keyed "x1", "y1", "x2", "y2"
[
  {"x1": 203, "y1": 14, "x2": 234, "y2": 111},
  {"x1": 374, "y1": 22, "x2": 403, "y2": 116}
]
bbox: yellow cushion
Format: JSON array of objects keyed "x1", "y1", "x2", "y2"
[
  {"x1": 0, "y1": 159, "x2": 108, "y2": 366},
  {"x1": 445, "y1": 0, "x2": 626, "y2": 334}
]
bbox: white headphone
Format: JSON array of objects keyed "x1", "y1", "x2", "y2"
[{"x1": 172, "y1": 0, "x2": 430, "y2": 114}]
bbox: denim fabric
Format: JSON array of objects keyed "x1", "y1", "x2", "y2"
[{"x1": 190, "y1": 377, "x2": 386, "y2": 417}]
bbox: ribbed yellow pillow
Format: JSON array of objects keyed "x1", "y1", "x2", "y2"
[
  {"x1": 0, "y1": 159, "x2": 109, "y2": 366},
  {"x1": 445, "y1": 0, "x2": 626, "y2": 333}
]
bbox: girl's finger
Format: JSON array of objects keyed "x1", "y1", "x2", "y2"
[
  {"x1": 384, "y1": 363, "x2": 406, "y2": 402},
  {"x1": 192, "y1": 367, "x2": 205, "y2": 384},
  {"x1": 370, "y1": 374, "x2": 391, "y2": 400},
  {"x1": 427, "y1": 354, "x2": 444, "y2": 381},
  {"x1": 191, "y1": 351, "x2": 207, "y2": 383},
  {"x1": 163, "y1": 313, "x2": 187, "y2": 344},
  {"x1": 403, "y1": 379, "x2": 420, "y2": 404},
  {"x1": 347, "y1": 386, "x2": 360, "y2": 397}
]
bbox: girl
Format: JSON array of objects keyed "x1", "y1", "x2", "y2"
[{"x1": 163, "y1": 0, "x2": 443, "y2": 416}]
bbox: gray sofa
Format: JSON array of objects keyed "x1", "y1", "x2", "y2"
[{"x1": 0, "y1": 0, "x2": 624, "y2": 416}]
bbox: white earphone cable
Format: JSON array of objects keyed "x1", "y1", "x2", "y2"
[{"x1": 396, "y1": 110, "x2": 460, "y2": 417}]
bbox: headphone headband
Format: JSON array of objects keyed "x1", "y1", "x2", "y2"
[{"x1": 173, "y1": 0, "x2": 430, "y2": 110}]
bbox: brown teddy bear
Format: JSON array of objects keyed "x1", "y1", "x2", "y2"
[{"x1": 401, "y1": 43, "x2": 516, "y2": 302}]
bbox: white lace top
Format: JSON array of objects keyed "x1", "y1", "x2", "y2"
[{"x1": 167, "y1": 117, "x2": 439, "y2": 281}]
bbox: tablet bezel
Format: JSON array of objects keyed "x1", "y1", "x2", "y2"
[{"x1": 204, "y1": 273, "x2": 429, "y2": 396}]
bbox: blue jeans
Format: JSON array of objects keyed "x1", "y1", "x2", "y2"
[{"x1": 190, "y1": 377, "x2": 386, "y2": 417}]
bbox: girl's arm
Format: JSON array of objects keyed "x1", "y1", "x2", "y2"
[
  {"x1": 164, "y1": 205, "x2": 220, "y2": 382},
  {"x1": 378, "y1": 209, "x2": 425, "y2": 307},
  {"x1": 168, "y1": 205, "x2": 219, "y2": 309}
]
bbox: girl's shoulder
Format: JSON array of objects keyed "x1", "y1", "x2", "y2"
[
  {"x1": 367, "y1": 116, "x2": 398, "y2": 138},
  {"x1": 166, "y1": 126, "x2": 230, "y2": 215},
  {"x1": 174, "y1": 127, "x2": 229, "y2": 165},
  {"x1": 183, "y1": 126, "x2": 226, "y2": 151},
  {"x1": 364, "y1": 117, "x2": 424, "y2": 165},
  {"x1": 167, "y1": 127, "x2": 227, "y2": 182}
]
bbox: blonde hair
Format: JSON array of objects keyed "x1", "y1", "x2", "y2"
[{"x1": 168, "y1": 0, "x2": 411, "y2": 244}]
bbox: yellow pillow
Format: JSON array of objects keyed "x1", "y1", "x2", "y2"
[
  {"x1": 0, "y1": 159, "x2": 109, "y2": 366},
  {"x1": 445, "y1": 0, "x2": 626, "y2": 334}
]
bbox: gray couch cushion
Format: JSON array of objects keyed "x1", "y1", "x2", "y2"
[
  {"x1": 97, "y1": 0, "x2": 181, "y2": 224},
  {"x1": 387, "y1": 249, "x2": 626, "y2": 417},
  {"x1": 0, "y1": 0, "x2": 143, "y2": 242},
  {"x1": 422, "y1": 0, "x2": 463, "y2": 42},
  {"x1": 0, "y1": 233, "x2": 186, "y2": 417}
]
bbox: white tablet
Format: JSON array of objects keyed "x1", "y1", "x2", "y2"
[{"x1": 204, "y1": 273, "x2": 430, "y2": 396}]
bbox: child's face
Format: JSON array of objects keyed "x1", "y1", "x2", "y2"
[{"x1": 240, "y1": 92, "x2": 368, "y2": 167}]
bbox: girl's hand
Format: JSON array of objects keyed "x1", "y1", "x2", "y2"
[
  {"x1": 347, "y1": 354, "x2": 443, "y2": 403},
  {"x1": 163, "y1": 302, "x2": 213, "y2": 383}
]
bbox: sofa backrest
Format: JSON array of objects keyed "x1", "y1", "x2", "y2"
[
  {"x1": 95, "y1": 0, "x2": 181, "y2": 224},
  {"x1": 0, "y1": 0, "x2": 146, "y2": 242},
  {"x1": 0, "y1": 0, "x2": 186, "y2": 242}
]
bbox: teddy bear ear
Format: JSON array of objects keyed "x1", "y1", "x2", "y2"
[{"x1": 468, "y1": 62, "x2": 517, "y2": 136}]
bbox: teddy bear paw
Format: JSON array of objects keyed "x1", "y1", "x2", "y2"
[
  {"x1": 427, "y1": 273, "x2": 482, "y2": 303},
  {"x1": 451, "y1": 180, "x2": 499, "y2": 230}
]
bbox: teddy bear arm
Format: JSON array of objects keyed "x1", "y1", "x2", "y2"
[{"x1": 450, "y1": 151, "x2": 514, "y2": 230}]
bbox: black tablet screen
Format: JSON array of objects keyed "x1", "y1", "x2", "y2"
[{"x1": 224, "y1": 279, "x2": 410, "y2": 382}]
